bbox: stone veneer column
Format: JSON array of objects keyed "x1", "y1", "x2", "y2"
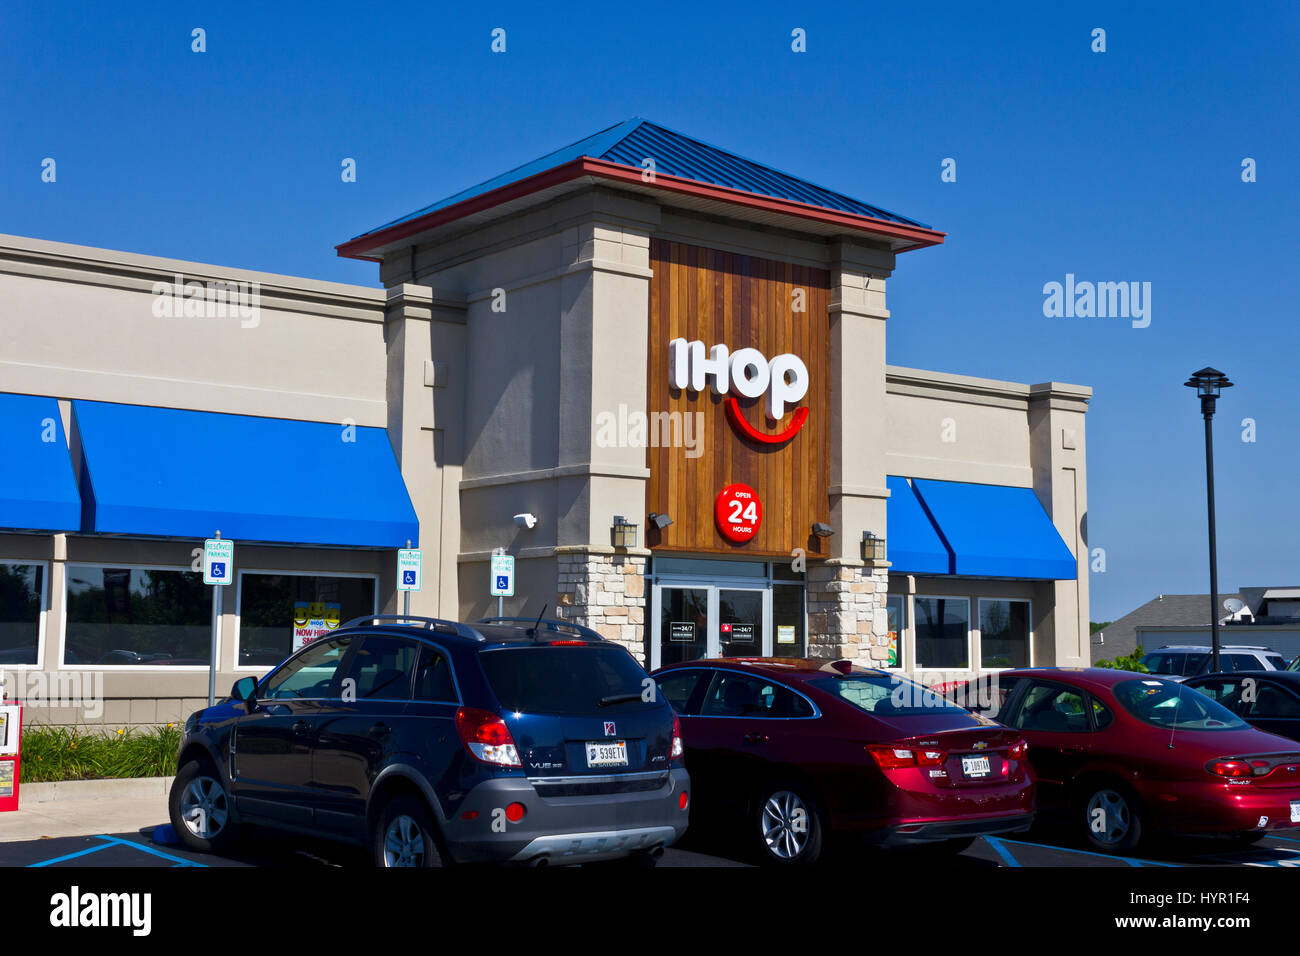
[
  {"x1": 807, "y1": 562, "x2": 892, "y2": 664},
  {"x1": 555, "y1": 546, "x2": 650, "y2": 662}
]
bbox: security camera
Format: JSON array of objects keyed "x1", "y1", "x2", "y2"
[{"x1": 513, "y1": 513, "x2": 538, "y2": 530}]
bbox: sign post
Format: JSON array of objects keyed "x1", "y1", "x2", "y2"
[
  {"x1": 397, "y1": 542, "x2": 422, "y2": 619},
  {"x1": 203, "y1": 533, "x2": 235, "y2": 707},
  {"x1": 490, "y1": 549, "x2": 515, "y2": 618}
]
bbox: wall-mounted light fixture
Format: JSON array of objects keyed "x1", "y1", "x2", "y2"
[
  {"x1": 811, "y1": 522, "x2": 834, "y2": 538},
  {"x1": 611, "y1": 515, "x2": 638, "y2": 549},
  {"x1": 862, "y1": 531, "x2": 886, "y2": 562},
  {"x1": 649, "y1": 512, "x2": 673, "y2": 530},
  {"x1": 513, "y1": 513, "x2": 539, "y2": 530}
]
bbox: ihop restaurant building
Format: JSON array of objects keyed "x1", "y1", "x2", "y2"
[{"x1": 0, "y1": 119, "x2": 1090, "y2": 727}]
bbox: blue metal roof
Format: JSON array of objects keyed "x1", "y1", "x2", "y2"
[
  {"x1": 355, "y1": 118, "x2": 928, "y2": 240},
  {"x1": 909, "y1": 479, "x2": 1078, "y2": 580},
  {"x1": 73, "y1": 401, "x2": 419, "y2": 547},
  {"x1": 0, "y1": 393, "x2": 81, "y2": 532}
]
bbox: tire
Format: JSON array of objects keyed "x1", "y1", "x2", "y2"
[
  {"x1": 1079, "y1": 782, "x2": 1143, "y2": 854},
  {"x1": 752, "y1": 781, "x2": 825, "y2": 865},
  {"x1": 373, "y1": 794, "x2": 444, "y2": 868},
  {"x1": 169, "y1": 759, "x2": 239, "y2": 854}
]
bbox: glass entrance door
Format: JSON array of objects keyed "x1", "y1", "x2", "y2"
[{"x1": 651, "y1": 582, "x2": 772, "y2": 668}]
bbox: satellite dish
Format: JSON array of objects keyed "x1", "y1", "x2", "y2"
[{"x1": 1224, "y1": 597, "x2": 1245, "y2": 613}]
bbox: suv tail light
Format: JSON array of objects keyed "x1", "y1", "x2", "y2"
[
  {"x1": 455, "y1": 706, "x2": 522, "y2": 767},
  {"x1": 670, "y1": 714, "x2": 684, "y2": 762}
]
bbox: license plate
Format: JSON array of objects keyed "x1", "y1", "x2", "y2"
[
  {"x1": 961, "y1": 755, "x2": 991, "y2": 778},
  {"x1": 1291, "y1": 801, "x2": 1300, "y2": 824},
  {"x1": 586, "y1": 740, "x2": 628, "y2": 768}
]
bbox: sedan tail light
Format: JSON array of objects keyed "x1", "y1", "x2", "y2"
[
  {"x1": 867, "y1": 745, "x2": 923, "y2": 769},
  {"x1": 455, "y1": 706, "x2": 522, "y2": 767},
  {"x1": 1008, "y1": 739, "x2": 1029, "y2": 761},
  {"x1": 670, "y1": 714, "x2": 684, "y2": 762},
  {"x1": 1207, "y1": 759, "x2": 1253, "y2": 778}
]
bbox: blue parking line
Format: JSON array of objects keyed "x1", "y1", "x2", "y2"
[
  {"x1": 27, "y1": 841, "x2": 117, "y2": 867},
  {"x1": 990, "y1": 835, "x2": 1182, "y2": 867},
  {"x1": 94, "y1": 835, "x2": 207, "y2": 867},
  {"x1": 27, "y1": 834, "x2": 207, "y2": 868},
  {"x1": 982, "y1": 835, "x2": 1022, "y2": 867}
]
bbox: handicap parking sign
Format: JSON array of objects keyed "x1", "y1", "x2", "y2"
[
  {"x1": 490, "y1": 554, "x2": 515, "y2": 597},
  {"x1": 397, "y1": 549, "x2": 422, "y2": 592},
  {"x1": 202, "y1": 538, "x2": 234, "y2": 585}
]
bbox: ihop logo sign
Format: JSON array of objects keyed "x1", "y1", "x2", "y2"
[{"x1": 668, "y1": 338, "x2": 809, "y2": 444}]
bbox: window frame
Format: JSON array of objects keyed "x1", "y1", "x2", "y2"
[
  {"x1": 694, "y1": 667, "x2": 821, "y2": 721},
  {"x1": 257, "y1": 634, "x2": 360, "y2": 701},
  {"x1": 60, "y1": 561, "x2": 212, "y2": 672},
  {"x1": 233, "y1": 568, "x2": 380, "y2": 673},
  {"x1": 0, "y1": 558, "x2": 50, "y2": 670},
  {"x1": 975, "y1": 597, "x2": 1034, "y2": 672},
  {"x1": 912, "y1": 594, "x2": 972, "y2": 673},
  {"x1": 1004, "y1": 679, "x2": 1101, "y2": 734}
]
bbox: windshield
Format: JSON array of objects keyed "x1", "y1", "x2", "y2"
[
  {"x1": 479, "y1": 645, "x2": 656, "y2": 715},
  {"x1": 1113, "y1": 679, "x2": 1248, "y2": 730},
  {"x1": 1139, "y1": 652, "x2": 1207, "y2": 676},
  {"x1": 810, "y1": 675, "x2": 974, "y2": 717}
]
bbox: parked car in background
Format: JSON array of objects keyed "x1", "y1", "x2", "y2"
[
  {"x1": 1186, "y1": 671, "x2": 1300, "y2": 743},
  {"x1": 170, "y1": 615, "x2": 690, "y2": 868},
  {"x1": 944, "y1": 667, "x2": 1300, "y2": 853},
  {"x1": 1139, "y1": 645, "x2": 1288, "y2": 680},
  {"x1": 651, "y1": 658, "x2": 1034, "y2": 865}
]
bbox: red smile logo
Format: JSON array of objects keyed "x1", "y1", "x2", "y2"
[{"x1": 724, "y1": 396, "x2": 809, "y2": 445}]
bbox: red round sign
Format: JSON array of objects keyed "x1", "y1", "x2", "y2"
[{"x1": 715, "y1": 483, "x2": 763, "y2": 543}]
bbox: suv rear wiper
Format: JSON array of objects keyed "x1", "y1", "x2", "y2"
[{"x1": 599, "y1": 693, "x2": 643, "y2": 707}]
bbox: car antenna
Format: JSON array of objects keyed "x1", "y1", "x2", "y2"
[
  {"x1": 527, "y1": 603, "x2": 548, "y2": 639},
  {"x1": 1167, "y1": 680, "x2": 1185, "y2": 750}
]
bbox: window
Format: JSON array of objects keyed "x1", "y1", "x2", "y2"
[
  {"x1": 479, "y1": 645, "x2": 654, "y2": 715},
  {"x1": 1091, "y1": 697, "x2": 1114, "y2": 729},
  {"x1": 1191, "y1": 680, "x2": 1242, "y2": 707},
  {"x1": 914, "y1": 597, "x2": 969, "y2": 669},
  {"x1": 812, "y1": 674, "x2": 971, "y2": 718},
  {"x1": 1112, "y1": 679, "x2": 1247, "y2": 731},
  {"x1": 1139, "y1": 652, "x2": 1207, "y2": 677},
  {"x1": 260, "y1": 637, "x2": 354, "y2": 700},
  {"x1": 884, "y1": 595, "x2": 904, "y2": 668},
  {"x1": 1246, "y1": 684, "x2": 1300, "y2": 719},
  {"x1": 1010, "y1": 682, "x2": 1091, "y2": 733},
  {"x1": 413, "y1": 645, "x2": 457, "y2": 702},
  {"x1": 238, "y1": 573, "x2": 377, "y2": 668},
  {"x1": 979, "y1": 599, "x2": 1030, "y2": 669},
  {"x1": 655, "y1": 669, "x2": 705, "y2": 714},
  {"x1": 699, "y1": 672, "x2": 810, "y2": 718},
  {"x1": 0, "y1": 563, "x2": 44, "y2": 666},
  {"x1": 771, "y1": 584, "x2": 806, "y2": 659},
  {"x1": 339, "y1": 635, "x2": 419, "y2": 700},
  {"x1": 64, "y1": 565, "x2": 209, "y2": 666}
]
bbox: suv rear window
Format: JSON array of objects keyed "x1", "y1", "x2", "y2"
[
  {"x1": 479, "y1": 645, "x2": 655, "y2": 715},
  {"x1": 1140, "y1": 652, "x2": 1207, "y2": 676}
]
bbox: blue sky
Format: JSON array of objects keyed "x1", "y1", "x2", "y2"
[{"x1": 3, "y1": 1, "x2": 1297, "y2": 621}]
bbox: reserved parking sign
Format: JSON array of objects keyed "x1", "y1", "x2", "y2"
[{"x1": 202, "y1": 538, "x2": 234, "y2": 585}]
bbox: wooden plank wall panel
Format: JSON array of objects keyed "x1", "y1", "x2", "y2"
[{"x1": 645, "y1": 239, "x2": 831, "y2": 557}]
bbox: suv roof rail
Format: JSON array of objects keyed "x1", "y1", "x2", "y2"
[
  {"x1": 476, "y1": 616, "x2": 605, "y2": 643},
  {"x1": 339, "y1": 614, "x2": 487, "y2": 642}
]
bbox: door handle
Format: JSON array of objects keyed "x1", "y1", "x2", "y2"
[
  {"x1": 743, "y1": 732, "x2": 769, "y2": 745},
  {"x1": 369, "y1": 722, "x2": 392, "y2": 737},
  {"x1": 291, "y1": 720, "x2": 311, "y2": 736}
]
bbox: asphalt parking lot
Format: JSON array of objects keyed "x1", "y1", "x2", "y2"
[{"x1": 6, "y1": 825, "x2": 1300, "y2": 869}]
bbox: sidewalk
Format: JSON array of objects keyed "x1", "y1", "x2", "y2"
[{"x1": 0, "y1": 778, "x2": 172, "y2": 842}]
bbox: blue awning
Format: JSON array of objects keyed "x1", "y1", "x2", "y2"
[
  {"x1": 909, "y1": 478, "x2": 1076, "y2": 580},
  {"x1": 885, "y1": 476, "x2": 951, "y2": 574},
  {"x1": 74, "y1": 401, "x2": 418, "y2": 547},
  {"x1": 0, "y1": 393, "x2": 81, "y2": 532}
]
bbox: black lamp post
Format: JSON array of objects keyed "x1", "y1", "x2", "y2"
[{"x1": 1183, "y1": 367, "x2": 1233, "y2": 672}]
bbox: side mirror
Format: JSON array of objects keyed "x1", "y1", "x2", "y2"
[{"x1": 230, "y1": 676, "x2": 258, "y2": 704}]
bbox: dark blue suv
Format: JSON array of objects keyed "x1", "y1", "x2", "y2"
[{"x1": 169, "y1": 615, "x2": 690, "y2": 867}]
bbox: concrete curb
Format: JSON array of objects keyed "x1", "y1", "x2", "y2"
[{"x1": 19, "y1": 776, "x2": 174, "y2": 805}]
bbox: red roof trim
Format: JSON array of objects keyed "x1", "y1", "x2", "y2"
[{"x1": 336, "y1": 158, "x2": 946, "y2": 260}]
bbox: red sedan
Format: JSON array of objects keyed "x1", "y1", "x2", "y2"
[
  {"x1": 947, "y1": 667, "x2": 1300, "y2": 853},
  {"x1": 651, "y1": 658, "x2": 1034, "y2": 865}
]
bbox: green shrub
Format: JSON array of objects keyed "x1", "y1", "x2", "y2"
[
  {"x1": 18, "y1": 724, "x2": 181, "y2": 783},
  {"x1": 1095, "y1": 643, "x2": 1149, "y2": 673}
]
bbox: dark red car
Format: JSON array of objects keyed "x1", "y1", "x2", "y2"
[
  {"x1": 650, "y1": 658, "x2": 1034, "y2": 865},
  {"x1": 946, "y1": 667, "x2": 1300, "y2": 853}
]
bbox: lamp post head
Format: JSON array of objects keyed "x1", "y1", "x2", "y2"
[{"x1": 1184, "y1": 367, "x2": 1233, "y2": 417}]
